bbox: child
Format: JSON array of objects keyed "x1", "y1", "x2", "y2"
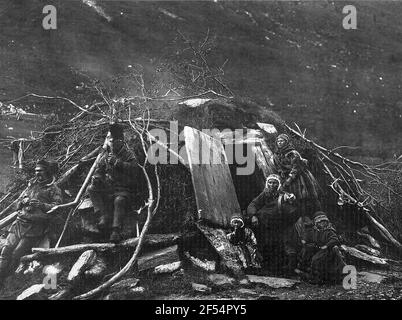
[{"x1": 227, "y1": 215, "x2": 262, "y2": 270}]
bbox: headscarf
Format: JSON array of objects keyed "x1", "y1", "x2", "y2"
[
  {"x1": 230, "y1": 215, "x2": 244, "y2": 228},
  {"x1": 275, "y1": 133, "x2": 294, "y2": 154},
  {"x1": 265, "y1": 173, "x2": 282, "y2": 191},
  {"x1": 313, "y1": 211, "x2": 329, "y2": 224}
]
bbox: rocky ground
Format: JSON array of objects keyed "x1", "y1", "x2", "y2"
[
  {"x1": 144, "y1": 267, "x2": 402, "y2": 301},
  {"x1": 2, "y1": 258, "x2": 401, "y2": 300}
]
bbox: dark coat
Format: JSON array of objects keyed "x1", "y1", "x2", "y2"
[
  {"x1": 11, "y1": 180, "x2": 63, "y2": 238},
  {"x1": 227, "y1": 227, "x2": 261, "y2": 269},
  {"x1": 246, "y1": 189, "x2": 298, "y2": 252},
  {"x1": 299, "y1": 225, "x2": 345, "y2": 283},
  {"x1": 273, "y1": 148, "x2": 320, "y2": 202},
  {"x1": 246, "y1": 190, "x2": 298, "y2": 228},
  {"x1": 94, "y1": 146, "x2": 140, "y2": 196}
]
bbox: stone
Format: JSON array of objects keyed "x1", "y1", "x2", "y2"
[
  {"x1": 23, "y1": 260, "x2": 42, "y2": 274},
  {"x1": 107, "y1": 285, "x2": 146, "y2": 300},
  {"x1": 207, "y1": 273, "x2": 236, "y2": 286},
  {"x1": 191, "y1": 283, "x2": 212, "y2": 293},
  {"x1": 154, "y1": 261, "x2": 182, "y2": 274},
  {"x1": 358, "y1": 271, "x2": 387, "y2": 284},
  {"x1": 110, "y1": 278, "x2": 140, "y2": 292},
  {"x1": 245, "y1": 275, "x2": 300, "y2": 289},
  {"x1": 17, "y1": 284, "x2": 47, "y2": 300},
  {"x1": 238, "y1": 288, "x2": 258, "y2": 295}
]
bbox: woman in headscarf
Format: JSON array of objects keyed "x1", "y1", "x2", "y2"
[{"x1": 273, "y1": 133, "x2": 321, "y2": 217}]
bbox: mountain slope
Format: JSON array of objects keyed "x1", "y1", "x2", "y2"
[{"x1": 1, "y1": 0, "x2": 401, "y2": 156}]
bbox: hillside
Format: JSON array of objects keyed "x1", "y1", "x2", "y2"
[{"x1": 1, "y1": 0, "x2": 402, "y2": 156}]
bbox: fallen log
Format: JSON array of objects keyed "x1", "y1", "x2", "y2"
[
  {"x1": 21, "y1": 238, "x2": 138, "y2": 263},
  {"x1": 184, "y1": 251, "x2": 216, "y2": 272},
  {"x1": 153, "y1": 261, "x2": 182, "y2": 274},
  {"x1": 355, "y1": 244, "x2": 381, "y2": 257},
  {"x1": 341, "y1": 245, "x2": 388, "y2": 266},
  {"x1": 138, "y1": 245, "x2": 180, "y2": 272},
  {"x1": 17, "y1": 284, "x2": 47, "y2": 300},
  {"x1": 21, "y1": 233, "x2": 183, "y2": 263}
]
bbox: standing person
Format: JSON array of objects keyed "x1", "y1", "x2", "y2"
[
  {"x1": 273, "y1": 133, "x2": 321, "y2": 218},
  {"x1": 226, "y1": 215, "x2": 262, "y2": 270},
  {"x1": 87, "y1": 123, "x2": 140, "y2": 242},
  {"x1": 246, "y1": 174, "x2": 298, "y2": 272},
  {"x1": 0, "y1": 159, "x2": 62, "y2": 285}
]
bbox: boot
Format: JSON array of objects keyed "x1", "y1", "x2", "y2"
[
  {"x1": 97, "y1": 214, "x2": 110, "y2": 233},
  {"x1": 109, "y1": 227, "x2": 123, "y2": 243},
  {"x1": 283, "y1": 253, "x2": 297, "y2": 276}
]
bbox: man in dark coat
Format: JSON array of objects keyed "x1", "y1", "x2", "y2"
[
  {"x1": 87, "y1": 123, "x2": 140, "y2": 242},
  {"x1": 296, "y1": 211, "x2": 346, "y2": 284},
  {"x1": 0, "y1": 159, "x2": 62, "y2": 284},
  {"x1": 246, "y1": 174, "x2": 298, "y2": 272}
]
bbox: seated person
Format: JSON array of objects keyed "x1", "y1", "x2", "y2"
[
  {"x1": 246, "y1": 174, "x2": 298, "y2": 270},
  {"x1": 246, "y1": 174, "x2": 297, "y2": 227},
  {"x1": 296, "y1": 211, "x2": 346, "y2": 284},
  {"x1": 87, "y1": 123, "x2": 140, "y2": 242},
  {"x1": 0, "y1": 159, "x2": 62, "y2": 286},
  {"x1": 226, "y1": 215, "x2": 262, "y2": 270}
]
